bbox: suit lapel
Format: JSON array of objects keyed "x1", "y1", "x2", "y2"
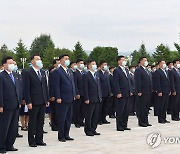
[
  {"x1": 88, "y1": 71, "x2": 97, "y2": 85},
  {"x1": 30, "y1": 68, "x2": 41, "y2": 83},
  {"x1": 118, "y1": 66, "x2": 128, "y2": 79},
  {"x1": 60, "y1": 66, "x2": 71, "y2": 81},
  {"x1": 3, "y1": 71, "x2": 16, "y2": 86}
]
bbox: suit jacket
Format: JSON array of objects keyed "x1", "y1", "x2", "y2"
[
  {"x1": 134, "y1": 66, "x2": 152, "y2": 95},
  {"x1": 83, "y1": 71, "x2": 102, "y2": 103},
  {"x1": 113, "y1": 66, "x2": 132, "y2": 97},
  {"x1": 23, "y1": 68, "x2": 49, "y2": 105},
  {"x1": 169, "y1": 68, "x2": 180, "y2": 94},
  {"x1": 0, "y1": 70, "x2": 22, "y2": 109},
  {"x1": 129, "y1": 72, "x2": 135, "y2": 95},
  {"x1": 97, "y1": 70, "x2": 111, "y2": 97},
  {"x1": 154, "y1": 69, "x2": 170, "y2": 94},
  {"x1": 54, "y1": 66, "x2": 76, "y2": 103},
  {"x1": 74, "y1": 69, "x2": 84, "y2": 96},
  {"x1": 109, "y1": 74, "x2": 114, "y2": 95},
  {"x1": 48, "y1": 70, "x2": 55, "y2": 98}
]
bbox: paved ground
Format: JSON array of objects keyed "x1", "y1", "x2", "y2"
[{"x1": 12, "y1": 110, "x2": 180, "y2": 154}]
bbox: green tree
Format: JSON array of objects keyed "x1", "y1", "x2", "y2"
[
  {"x1": 0, "y1": 44, "x2": 15, "y2": 63},
  {"x1": 89, "y1": 46, "x2": 118, "y2": 66},
  {"x1": 72, "y1": 42, "x2": 88, "y2": 61},
  {"x1": 153, "y1": 44, "x2": 174, "y2": 62},
  {"x1": 14, "y1": 39, "x2": 29, "y2": 68},
  {"x1": 30, "y1": 34, "x2": 55, "y2": 57},
  {"x1": 174, "y1": 42, "x2": 180, "y2": 59}
]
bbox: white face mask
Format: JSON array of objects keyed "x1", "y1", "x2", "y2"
[
  {"x1": 36, "y1": 60, "x2": 43, "y2": 69},
  {"x1": 148, "y1": 68, "x2": 151, "y2": 72},
  {"x1": 132, "y1": 68, "x2": 135, "y2": 73},
  {"x1": 103, "y1": 65, "x2": 108, "y2": 71},
  {"x1": 92, "y1": 64, "x2": 97, "y2": 71},
  {"x1": 162, "y1": 64, "x2": 167, "y2": 69},
  {"x1": 122, "y1": 61, "x2": 127, "y2": 67},
  {"x1": 8, "y1": 64, "x2": 15, "y2": 72},
  {"x1": 171, "y1": 66, "x2": 174, "y2": 69},
  {"x1": 80, "y1": 64, "x2": 84, "y2": 69},
  {"x1": 144, "y1": 61, "x2": 148, "y2": 67},
  {"x1": 73, "y1": 65, "x2": 78, "y2": 70},
  {"x1": 13, "y1": 65, "x2": 18, "y2": 71},
  {"x1": 177, "y1": 64, "x2": 180, "y2": 69}
]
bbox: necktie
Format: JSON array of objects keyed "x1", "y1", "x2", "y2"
[
  {"x1": 9, "y1": 73, "x2": 15, "y2": 84},
  {"x1": 123, "y1": 68, "x2": 127, "y2": 77},
  {"x1": 37, "y1": 71, "x2": 42, "y2": 81}
]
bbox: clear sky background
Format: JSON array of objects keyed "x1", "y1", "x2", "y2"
[{"x1": 0, "y1": 0, "x2": 180, "y2": 54}]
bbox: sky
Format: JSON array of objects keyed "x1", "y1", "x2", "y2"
[{"x1": 0, "y1": 0, "x2": 180, "y2": 55}]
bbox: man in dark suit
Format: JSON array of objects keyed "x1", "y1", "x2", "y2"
[
  {"x1": 169, "y1": 60, "x2": 180, "y2": 121},
  {"x1": 109, "y1": 66, "x2": 116, "y2": 118},
  {"x1": 134, "y1": 57, "x2": 152, "y2": 127},
  {"x1": 154, "y1": 60, "x2": 170, "y2": 123},
  {"x1": 23, "y1": 54, "x2": 49, "y2": 147},
  {"x1": 54, "y1": 54, "x2": 76, "y2": 142},
  {"x1": 97, "y1": 61, "x2": 111, "y2": 124},
  {"x1": 128, "y1": 66, "x2": 136, "y2": 116},
  {"x1": 83, "y1": 60, "x2": 102, "y2": 136},
  {"x1": 49, "y1": 59, "x2": 60, "y2": 131},
  {"x1": 113, "y1": 56, "x2": 132, "y2": 131},
  {"x1": 73, "y1": 59, "x2": 85, "y2": 128},
  {"x1": 0, "y1": 56, "x2": 22, "y2": 153}
]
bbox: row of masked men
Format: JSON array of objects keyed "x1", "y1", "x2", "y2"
[{"x1": 0, "y1": 54, "x2": 180, "y2": 153}]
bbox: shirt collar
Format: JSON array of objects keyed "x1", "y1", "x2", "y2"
[
  {"x1": 5, "y1": 70, "x2": 12, "y2": 75},
  {"x1": 119, "y1": 65, "x2": 125, "y2": 70},
  {"x1": 32, "y1": 66, "x2": 40, "y2": 73},
  {"x1": 89, "y1": 70, "x2": 95, "y2": 76},
  {"x1": 141, "y1": 65, "x2": 146, "y2": 70},
  {"x1": 61, "y1": 65, "x2": 68, "y2": 73}
]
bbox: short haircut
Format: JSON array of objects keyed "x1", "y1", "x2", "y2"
[
  {"x1": 129, "y1": 66, "x2": 135, "y2": 69},
  {"x1": 99, "y1": 60, "x2": 107, "y2": 66},
  {"x1": 2, "y1": 56, "x2": 13, "y2": 65},
  {"x1": 157, "y1": 60, "x2": 165, "y2": 65},
  {"x1": 139, "y1": 56, "x2": 147, "y2": 63},
  {"x1": 116, "y1": 55, "x2": 124, "y2": 62},
  {"x1": 52, "y1": 59, "x2": 59, "y2": 65},
  {"x1": 87, "y1": 60, "x2": 95, "y2": 65},
  {"x1": 31, "y1": 53, "x2": 40, "y2": 60},
  {"x1": 76, "y1": 59, "x2": 84, "y2": 63},
  {"x1": 166, "y1": 61, "x2": 172, "y2": 66},
  {"x1": 151, "y1": 65, "x2": 155, "y2": 69},
  {"x1": 173, "y1": 59, "x2": 179, "y2": 64},
  {"x1": 59, "y1": 54, "x2": 69, "y2": 60},
  {"x1": 109, "y1": 66, "x2": 115, "y2": 70}
]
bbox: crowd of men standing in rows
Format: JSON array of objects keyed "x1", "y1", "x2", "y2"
[{"x1": 0, "y1": 53, "x2": 180, "y2": 153}]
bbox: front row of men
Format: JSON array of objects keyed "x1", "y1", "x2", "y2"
[{"x1": 1, "y1": 54, "x2": 180, "y2": 153}]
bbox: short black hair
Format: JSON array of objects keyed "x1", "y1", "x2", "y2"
[
  {"x1": 99, "y1": 60, "x2": 107, "y2": 66},
  {"x1": 52, "y1": 59, "x2": 59, "y2": 65},
  {"x1": 116, "y1": 55, "x2": 124, "y2": 62},
  {"x1": 151, "y1": 65, "x2": 155, "y2": 69},
  {"x1": 166, "y1": 61, "x2": 172, "y2": 66},
  {"x1": 173, "y1": 59, "x2": 179, "y2": 65},
  {"x1": 157, "y1": 60, "x2": 165, "y2": 65},
  {"x1": 59, "y1": 54, "x2": 69, "y2": 60},
  {"x1": 70, "y1": 61, "x2": 76, "y2": 66},
  {"x1": 87, "y1": 60, "x2": 96, "y2": 65},
  {"x1": 76, "y1": 59, "x2": 84, "y2": 63},
  {"x1": 139, "y1": 56, "x2": 147, "y2": 63},
  {"x1": 31, "y1": 53, "x2": 40, "y2": 60},
  {"x1": 2, "y1": 56, "x2": 13, "y2": 65},
  {"x1": 109, "y1": 66, "x2": 115, "y2": 70},
  {"x1": 129, "y1": 66, "x2": 135, "y2": 69}
]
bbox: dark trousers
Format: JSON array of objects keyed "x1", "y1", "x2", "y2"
[
  {"x1": 153, "y1": 92, "x2": 159, "y2": 116},
  {"x1": 28, "y1": 104, "x2": 45, "y2": 145},
  {"x1": 57, "y1": 102, "x2": 73, "y2": 139},
  {"x1": 50, "y1": 101, "x2": 58, "y2": 129},
  {"x1": 99, "y1": 97, "x2": 110, "y2": 122},
  {"x1": 128, "y1": 95, "x2": 136, "y2": 115},
  {"x1": 0, "y1": 108, "x2": 19, "y2": 150},
  {"x1": 136, "y1": 94, "x2": 150, "y2": 125},
  {"x1": 167, "y1": 95, "x2": 172, "y2": 114},
  {"x1": 109, "y1": 96, "x2": 115, "y2": 116},
  {"x1": 171, "y1": 94, "x2": 180, "y2": 120},
  {"x1": 157, "y1": 94, "x2": 169, "y2": 122},
  {"x1": 115, "y1": 97, "x2": 129, "y2": 129},
  {"x1": 74, "y1": 96, "x2": 85, "y2": 125},
  {"x1": 84, "y1": 103, "x2": 99, "y2": 134}
]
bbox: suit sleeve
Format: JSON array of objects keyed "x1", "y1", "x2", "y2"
[
  {"x1": 49, "y1": 72, "x2": 54, "y2": 98},
  {"x1": 169, "y1": 71, "x2": 175, "y2": 93},
  {"x1": 113, "y1": 69, "x2": 121, "y2": 96},
  {"x1": 134, "y1": 68, "x2": 142, "y2": 93},
  {"x1": 54, "y1": 69, "x2": 61, "y2": 99},
  {"x1": 83, "y1": 74, "x2": 89, "y2": 101},
  {"x1": 0, "y1": 75, "x2": 4, "y2": 107},
  {"x1": 44, "y1": 71, "x2": 49, "y2": 102},
  {"x1": 155, "y1": 71, "x2": 162, "y2": 93},
  {"x1": 23, "y1": 70, "x2": 32, "y2": 104},
  {"x1": 73, "y1": 72, "x2": 79, "y2": 95}
]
